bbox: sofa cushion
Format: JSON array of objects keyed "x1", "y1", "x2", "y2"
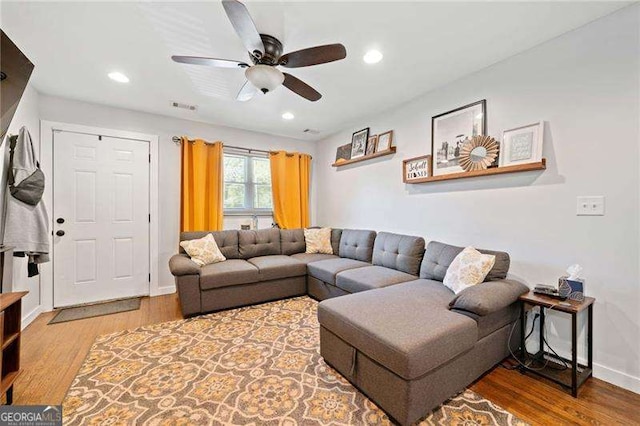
[
  {"x1": 180, "y1": 230, "x2": 239, "y2": 259},
  {"x1": 307, "y1": 258, "x2": 370, "y2": 285},
  {"x1": 400, "y1": 279, "x2": 456, "y2": 308},
  {"x1": 450, "y1": 279, "x2": 529, "y2": 316},
  {"x1": 247, "y1": 255, "x2": 307, "y2": 281},
  {"x1": 290, "y1": 253, "x2": 339, "y2": 264},
  {"x1": 372, "y1": 232, "x2": 425, "y2": 275},
  {"x1": 335, "y1": 265, "x2": 416, "y2": 294},
  {"x1": 339, "y1": 229, "x2": 376, "y2": 262},
  {"x1": 280, "y1": 229, "x2": 306, "y2": 255},
  {"x1": 331, "y1": 229, "x2": 342, "y2": 257},
  {"x1": 199, "y1": 259, "x2": 259, "y2": 290},
  {"x1": 239, "y1": 229, "x2": 281, "y2": 258},
  {"x1": 318, "y1": 281, "x2": 478, "y2": 380},
  {"x1": 420, "y1": 241, "x2": 510, "y2": 282}
]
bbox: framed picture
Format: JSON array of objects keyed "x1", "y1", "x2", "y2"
[
  {"x1": 376, "y1": 130, "x2": 393, "y2": 152},
  {"x1": 403, "y1": 155, "x2": 431, "y2": 183},
  {"x1": 366, "y1": 135, "x2": 378, "y2": 156},
  {"x1": 335, "y1": 143, "x2": 352, "y2": 163},
  {"x1": 431, "y1": 100, "x2": 486, "y2": 176},
  {"x1": 500, "y1": 121, "x2": 544, "y2": 167},
  {"x1": 351, "y1": 127, "x2": 369, "y2": 159}
]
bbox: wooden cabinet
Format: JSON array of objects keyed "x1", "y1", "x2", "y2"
[{"x1": 0, "y1": 291, "x2": 27, "y2": 404}]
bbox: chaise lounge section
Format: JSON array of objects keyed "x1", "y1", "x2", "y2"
[
  {"x1": 318, "y1": 241, "x2": 526, "y2": 425},
  {"x1": 168, "y1": 227, "x2": 528, "y2": 424}
]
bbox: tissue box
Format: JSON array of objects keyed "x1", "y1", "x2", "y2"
[{"x1": 558, "y1": 276, "x2": 584, "y2": 301}]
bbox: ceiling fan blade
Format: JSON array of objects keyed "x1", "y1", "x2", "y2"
[
  {"x1": 236, "y1": 80, "x2": 257, "y2": 101},
  {"x1": 172, "y1": 56, "x2": 248, "y2": 68},
  {"x1": 222, "y1": 0, "x2": 265, "y2": 57},
  {"x1": 283, "y1": 73, "x2": 321, "y2": 102},
  {"x1": 280, "y1": 44, "x2": 346, "y2": 68}
]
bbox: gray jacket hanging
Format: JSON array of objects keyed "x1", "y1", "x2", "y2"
[{"x1": 3, "y1": 126, "x2": 50, "y2": 263}]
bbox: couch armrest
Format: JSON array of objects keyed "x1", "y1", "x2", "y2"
[
  {"x1": 169, "y1": 254, "x2": 200, "y2": 276},
  {"x1": 449, "y1": 279, "x2": 529, "y2": 316}
]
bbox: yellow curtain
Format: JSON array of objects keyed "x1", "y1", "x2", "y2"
[
  {"x1": 180, "y1": 138, "x2": 224, "y2": 232},
  {"x1": 270, "y1": 151, "x2": 311, "y2": 229}
]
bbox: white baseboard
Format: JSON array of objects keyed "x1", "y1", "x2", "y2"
[
  {"x1": 593, "y1": 363, "x2": 640, "y2": 394},
  {"x1": 152, "y1": 285, "x2": 176, "y2": 297},
  {"x1": 22, "y1": 305, "x2": 43, "y2": 330}
]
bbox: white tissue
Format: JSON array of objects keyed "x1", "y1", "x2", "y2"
[{"x1": 566, "y1": 264, "x2": 583, "y2": 281}]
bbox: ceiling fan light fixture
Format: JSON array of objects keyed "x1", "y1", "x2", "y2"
[
  {"x1": 363, "y1": 50, "x2": 383, "y2": 64},
  {"x1": 245, "y1": 65, "x2": 284, "y2": 93}
]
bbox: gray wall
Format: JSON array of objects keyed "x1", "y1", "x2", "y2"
[{"x1": 314, "y1": 6, "x2": 640, "y2": 392}]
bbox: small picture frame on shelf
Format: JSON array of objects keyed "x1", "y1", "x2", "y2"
[
  {"x1": 500, "y1": 121, "x2": 544, "y2": 167},
  {"x1": 335, "y1": 143, "x2": 352, "y2": 163},
  {"x1": 351, "y1": 127, "x2": 369, "y2": 159},
  {"x1": 366, "y1": 135, "x2": 378, "y2": 156},
  {"x1": 403, "y1": 155, "x2": 431, "y2": 183},
  {"x1": 376, "y1": 130, "x2": 393, "y2": 152}
]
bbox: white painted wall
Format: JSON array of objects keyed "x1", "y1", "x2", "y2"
[
  {"x1": 38, "y1": 95, "x2": 316, "y2": 298},
  {"x1": 0, "y1": 84, "x2": 43, "y2": 327},
  {"x1": 315, "y1": 6, "x2": 640, "y2": 393}
]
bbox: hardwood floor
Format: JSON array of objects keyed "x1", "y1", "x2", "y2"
[{"x1": 15, "y1": 294, "x2": 640, "y2": 425}]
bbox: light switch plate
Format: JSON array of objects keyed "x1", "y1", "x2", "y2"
[{"x1": 577, "y1": 196, "x2": 605, "y2": 216}]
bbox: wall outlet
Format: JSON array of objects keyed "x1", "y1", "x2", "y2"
[{"x1": 577, "y1": 196, "x2": 605, "y2": 216}]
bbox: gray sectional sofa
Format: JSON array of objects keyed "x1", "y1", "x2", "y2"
[{"x1": 168, "y1": 228, "x2": 528, "y2": 425}]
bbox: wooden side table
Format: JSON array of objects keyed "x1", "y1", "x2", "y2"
[
  {"x1": 0, "y1": 291, "x2": 28, "y2": 405},
  {"x1": 518, "y1": 291, "x2": 595, "y2": 397}
]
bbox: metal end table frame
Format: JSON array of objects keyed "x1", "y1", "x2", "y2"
[{"x1": 518, "y1": 292, "x2": 594, "y2": 397}]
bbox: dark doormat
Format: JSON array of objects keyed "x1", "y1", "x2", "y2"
[{"x1": 49, "y1": 298, "x2": 141, "y2": 324}]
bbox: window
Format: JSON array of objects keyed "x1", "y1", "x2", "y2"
[{"x1": 223, "y1": 153, "x2": 273, "y2": 214}]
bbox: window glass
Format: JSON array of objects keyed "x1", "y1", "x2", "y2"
[{"x1": 223, "y1": 153, "x2": 272, "y2": 212}]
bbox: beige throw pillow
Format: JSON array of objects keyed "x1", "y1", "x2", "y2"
[
  {"x1": 304, "y1": 227, "x2": 333, "y2": 254},
  {"x1": 179, "y1": 233, "x2": 226, "y2": 266},
  {"x1": 443, "y1": 246, "x2": 496, "y2": 294}
]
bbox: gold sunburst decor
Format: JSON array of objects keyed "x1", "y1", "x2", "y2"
[{"x1": 459, "y1": 135, "x2": 500, "y2": 172}]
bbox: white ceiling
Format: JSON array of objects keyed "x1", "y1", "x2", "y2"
[{"x1": 1, "y1": 1, "x2": 628, "y2": 141}]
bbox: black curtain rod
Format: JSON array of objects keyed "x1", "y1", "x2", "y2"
[
  {"x1": 172, "y1": 136, "x2": 271, "y2": 155},
  {"x1": 172, "y1": 136, "x2": 312, "y2": 159}
]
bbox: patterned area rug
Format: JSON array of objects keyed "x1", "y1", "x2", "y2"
[{"x1": 63, "y1": 297, "x2": 528, "y2": 425}]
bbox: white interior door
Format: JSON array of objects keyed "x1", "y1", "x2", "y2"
[{"x1": 53, "y1": 131, "x2": 150, "y2": 307}]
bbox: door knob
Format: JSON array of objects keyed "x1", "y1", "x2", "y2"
[
  {"x1": 56, "y1": 218, "x2": 65, "y2": 224},
  {"x1": 56, "y1": 230, "x2": 65, "y2": 237}
]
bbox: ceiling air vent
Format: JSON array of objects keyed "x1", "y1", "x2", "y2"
[
  {"x1": 171, "y1": 101, "x2": 197, "y2": 111},
  {"x1": 303, "y1": 128, "x2": 320, "y2": 135}
]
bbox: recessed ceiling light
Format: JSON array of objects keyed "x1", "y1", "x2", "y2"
[
  {"x1": 363, "y1": 50, "x2": 383, "y2": 64},
  {"x1": 282, "y1": 112, "x2": 295, "y2": 120},
  {"x1": 108, "y1": 71, "x2": 129, "y2": 83}
]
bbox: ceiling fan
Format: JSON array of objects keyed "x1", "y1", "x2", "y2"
[{"x1": 171, "y1": 0, "x2": 346, "y2": 102}]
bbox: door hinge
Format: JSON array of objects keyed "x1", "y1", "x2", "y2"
[
  {"x1": 149, "y1": 153, "x2": 151, "y2": 163},
  {"x1": 148, "y1": 273, "x2": 151, "y2": 282},
  {"x1": 98, "y1": 135, "x2": 102, "y2": 141},
  {"x1": 148, "y1": 214, "x2": 151, "y2": 223}
]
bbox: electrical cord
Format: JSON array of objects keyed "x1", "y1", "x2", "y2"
[
  {"x1": 506, "y1": 303, "x2": 570, "y2": 372},
  {"x1": 541, "y1": 303, "x2": 569, "y2": 370},
  {"x1": 506, "y1": 311, "x2": 551, "y2": 371}
]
